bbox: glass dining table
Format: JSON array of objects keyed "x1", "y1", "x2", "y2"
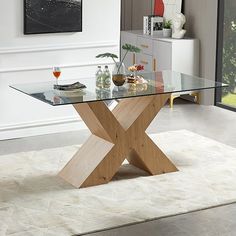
[{"x1": 10, "y1": 71, "x2": 227, "y2": 188}]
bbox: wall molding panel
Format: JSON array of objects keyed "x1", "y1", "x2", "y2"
[
  {"x1": 0, "y1": 61, "x2": 114, "y2": 73},
  {"x1": 0, "y1": 41, "x2": 118, "y2": 55},
  {"x1": 0, "y1": 0, "x2": 121, "y2": 140},
  {"x1": 0, "y1": 43, "x2": 119, "y2": 72}
]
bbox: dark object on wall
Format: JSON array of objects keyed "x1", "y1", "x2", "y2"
[{"x1": 24, "y1": 0, "x2": 82, "y2": 34}]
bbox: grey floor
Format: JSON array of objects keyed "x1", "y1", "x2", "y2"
[
  {"x1": 81, "y1": 204, "x2": 236, "y2": 236},
  {"x1": 1, "y1": 99, "x2": 236, "y2": 236}
]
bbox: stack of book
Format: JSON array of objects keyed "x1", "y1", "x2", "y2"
[{"x1": 143, "y1": 15, "x2": 163, "y2": 35}]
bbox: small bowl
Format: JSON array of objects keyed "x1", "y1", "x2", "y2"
[{"x1": 112, "y1": 74, "x2": 126, "y2": 86}]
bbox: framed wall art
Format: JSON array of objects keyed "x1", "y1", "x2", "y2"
[{"x1": 24, "y1": 0, "x2": 82, "y2": 34}]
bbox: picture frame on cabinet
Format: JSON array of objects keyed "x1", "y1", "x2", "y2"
[{"x1": 143, "y1": 16, "x2": 163, "y2": 35}]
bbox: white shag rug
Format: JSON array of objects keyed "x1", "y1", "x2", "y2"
[{"x1": 0, "y1": 130, "x2": 236, "y2": 236}]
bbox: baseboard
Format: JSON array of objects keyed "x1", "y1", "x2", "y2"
[
  {"x1": 0, "y1": 116, "x2": 87, "y2": 140},
  {"x1": 0, "y1": 101, "x2": 119, "y2": 140}
]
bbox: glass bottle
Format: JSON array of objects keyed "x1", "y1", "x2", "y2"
[
  {"x1": 96, "y1": 66, "x2": 103, "y2": 88},
  {"x1": 103, "y1": 65, "x2": 111, "y2": 89}
]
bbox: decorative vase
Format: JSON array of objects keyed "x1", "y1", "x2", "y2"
[
  {"x1": 163, "y1": 28, "x2": 172, "y2": 38},
  {"x1": 112, "y1": 62, "x2": 126, "y2": 86},
  {"x1": 154, "y1": 0, "x2": 164, "y2": 17}
]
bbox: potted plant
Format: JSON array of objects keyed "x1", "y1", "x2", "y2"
[
  {"x1": 163, "y1": 20, "x2": 172, "y2": 38},
  {"x1": 96, "y1": 44, "x2": 141, "y2": 86}
]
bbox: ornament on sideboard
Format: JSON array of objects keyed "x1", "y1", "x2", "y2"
[
  {"x1": 154, "y1": 0, "x2": 165, "y2": 17},
  {"x1": 143, "y1": 16, "x2": 163, "y2": 36},
  {"x1": 163, "y1": 20, "x2": 172, "y2": 38},
  {"x1": 153, "y1": 0, "x2": 182, "y2": 21},
  {"x1": 172, "y1": 13, "x2": 187, "y2": 39}
]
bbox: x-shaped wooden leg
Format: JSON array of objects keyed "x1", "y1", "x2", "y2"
[{"x1": 59, "y1": 94, "x2": 178, "y2": 188}]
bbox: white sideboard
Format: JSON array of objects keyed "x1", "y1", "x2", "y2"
[
  {"x1": 121, "y1": 30, "x2": 199, "y2": 75},
  {"x1": 121, "y1": 30, "x2": 200, "y2": 107}
]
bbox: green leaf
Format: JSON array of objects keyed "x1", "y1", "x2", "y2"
[
  {"x1": 163, "y1": 20, "x2": 172, "y2": 29},
  {"x1": 122, "y1": 44, "x2": 141, "y2": 53},
  {"x1": 96, "y1": 53, "x2": 118, "y2": 59}
]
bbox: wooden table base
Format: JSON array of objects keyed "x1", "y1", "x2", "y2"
[{"x1": 58, "y1": 94, "x2": 178, "y2": 188}]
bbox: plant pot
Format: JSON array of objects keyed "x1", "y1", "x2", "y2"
[
  {"x1": 112, "y1": 74, "x2": 126, "y2": 86},
  {"x1": 163, "y1": 28, "x2": 172, "y2": 38}
]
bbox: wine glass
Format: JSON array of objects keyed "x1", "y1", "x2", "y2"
[{"x1": 53, "y1": 66, "x2": 61, "y2": 85}]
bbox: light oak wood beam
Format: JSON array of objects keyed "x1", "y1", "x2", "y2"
[{"x1": 59, "y1": 94, "x2": 178, "y2": 188}]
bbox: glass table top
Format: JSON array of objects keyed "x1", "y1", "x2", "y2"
[{"x1": 10, "y1": 71, "x2": 227, "y2": 106}]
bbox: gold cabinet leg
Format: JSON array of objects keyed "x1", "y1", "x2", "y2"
[
  {"x1": 170, "y1": 95, "x2": 174, "y2": 109},
  {"x1": 170, "y1": 94, "x2": 179, "y2": 109},
  {"x1": 196, "y1": 92, "x2": 200, "y2": 104},
  {"x1": 191, "y1": 92, "x2": 200, "y2": 104}
]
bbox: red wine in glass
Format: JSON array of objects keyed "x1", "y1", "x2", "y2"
[{"x1": 53, "y1": 67, "x2": 61, "y2": 85}]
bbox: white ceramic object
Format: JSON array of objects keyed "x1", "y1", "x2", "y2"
[
  {"x1": 163, "y1": 0, "x2": 182, "y2": 20},
  {"x1": 172, "y1": 13, "x2": 187, "y2": 39}
]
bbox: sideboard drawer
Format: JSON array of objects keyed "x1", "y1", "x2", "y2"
[
  {"x1": 137, "y1": 37, "x2": 153, "y2": 55},
  {"x1": 136, "y1": 53, "x2": 154, "y2": 72}
]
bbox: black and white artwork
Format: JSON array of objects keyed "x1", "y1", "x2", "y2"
[{"x1": 24, "y1": 0, "x2": 82, "y2": 34}]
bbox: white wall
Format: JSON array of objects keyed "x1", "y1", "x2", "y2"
[
  {"x1": 0, "y1": 0, "x2": 120, "y2": 47},
  {"x1": 0, "y1": 0, "x2": 121, "y2": 140}
]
